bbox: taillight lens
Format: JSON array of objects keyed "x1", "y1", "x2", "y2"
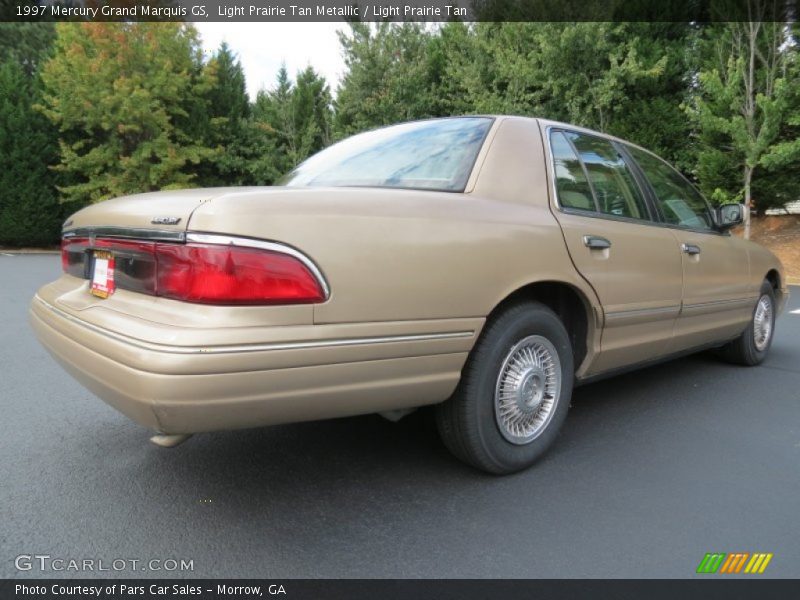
[
  {"x1": 60, "y1": 238, "x2": 326, "y2": 305},
  {"x1": 156, "y1": 243, "x2": 325, "y2": 305}
]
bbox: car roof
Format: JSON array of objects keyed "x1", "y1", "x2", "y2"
[
  {"x1": 492, "y1": 115, "x2": 659, "y2": 160},
  {"x1": 346, "y1": 114, "x2": 664, "y2": 166}
]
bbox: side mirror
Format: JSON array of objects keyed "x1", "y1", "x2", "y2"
[{"x1": 716, "y1": 203, "x2": 744, "y2": 230}]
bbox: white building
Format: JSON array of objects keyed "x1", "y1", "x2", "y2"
[{"x1": 766, "y1": 200, "x2": 800, "y2": 215}]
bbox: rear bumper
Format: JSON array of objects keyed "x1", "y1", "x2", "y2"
[{"x1": 30, "y1": 292, "x2": 478, "y2": 434}]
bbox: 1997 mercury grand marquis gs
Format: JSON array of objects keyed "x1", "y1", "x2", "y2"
[{"x1": 31, "y1": 116, "x2": 788, "y2": 474}]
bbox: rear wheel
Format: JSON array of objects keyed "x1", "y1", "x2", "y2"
[
  {"x1": 435, "y1": 301, "x2": 574, "y2": 474},
  {"x1": 718, "y1": 280, "x2": 776, "y2": 366}
]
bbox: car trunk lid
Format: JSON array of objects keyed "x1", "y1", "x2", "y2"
[{"x1": 63, "y1": 188, "x2": 260, "y2": 238}]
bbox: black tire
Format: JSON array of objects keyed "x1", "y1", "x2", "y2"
[
  {"x1": 435, "y1": 301, "x2": 574, "y2": 475},
  {"x1": 718, "y1": 280, "x2": 776, "y2": 366}
]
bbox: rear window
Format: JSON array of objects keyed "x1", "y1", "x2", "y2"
[{"x1": 280, "y1": 117, "x2": 494, "y2": 192}]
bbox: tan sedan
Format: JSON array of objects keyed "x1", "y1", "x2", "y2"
[{"x1": 31, "y1": 116, "x2": 788, "y2": 474}]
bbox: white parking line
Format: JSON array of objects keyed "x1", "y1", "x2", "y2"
[{"x1": 791, "y1": 309, "x2": 800, "y2": 315}]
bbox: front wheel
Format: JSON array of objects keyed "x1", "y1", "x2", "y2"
[
  {"x1": 435, "y1": 301, "x2": 574, "y2": 474},
  {"x1": 718, "y1": 280, "x2": 776, "y2": 366}
]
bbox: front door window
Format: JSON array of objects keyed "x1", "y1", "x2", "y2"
[{"x1": 626, "y1": 146, "x2": 714, "y2": 231}]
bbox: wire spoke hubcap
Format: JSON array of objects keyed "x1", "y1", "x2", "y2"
[
  {"x1": 753, "y1": 294, "x2": 773, "y2": 351},
  {"x1": 494, "y1": 335, "x2": 561, "y2": 445}
]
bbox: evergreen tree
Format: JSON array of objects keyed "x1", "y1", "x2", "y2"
[
  {"x1": 602, "y1": 22, "x2": 696, "y2": 172},
  {"x1": 749, "y1": 20, "x2": 800, "y2": 215},
  {"x1": 335, "y1": 22, "x2": 694, "y2": 174},
  {"x1": 255, "y1": 65, "x2": 296, "y2": 175},
  {"x1": 0, "y1": 23, "x2": 61, "y2": 246},
  {"x1": 39, "y1": 23, "x2": 215, "y2": 204},
  {"x1": 0, "y1": 22, "x2": 55, "y2": 77},
  {"x1": 334, "y1": 23, "x2": 443, "y2": 137},
  {"x1": 255, "y1": 65, "x2": 333, "y2": 171},
  {"x1": 689, "y1": 20, "x2": 798, "y2": 236},
  {"x1": 0, "y1": 59, "x2": 62, "y2": 245},
  {"x1": 293, "y1": 66, "x2": 333, "y2": 159},
  {"x1": 3, "y1": 17, "x2": 797, "y2": 247},
  {"x1": 207, "y1": 42, "x2": 250, "y2": 126},
  {"x1": 197, "y1": 41, "x2": 253, "y2": 186}
]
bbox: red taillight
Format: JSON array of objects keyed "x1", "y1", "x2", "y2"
[
  {"x1": 156, "y1": 243, "x2": 325, "y2": 305},
  {"x1": 60, "y1": 239, "x2": 69, "y2": 272},
  {"x1": 60, "y1": 237, "x2": 326, "y2": 305}
]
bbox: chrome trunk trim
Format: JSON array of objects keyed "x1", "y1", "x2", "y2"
[{"x1": 62, "y1": 227, "x2": 186, "y2": 242}]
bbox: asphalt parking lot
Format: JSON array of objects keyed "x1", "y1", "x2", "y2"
[{"x1": 2, "y1": 254, "x2": 798, "y2": 579}]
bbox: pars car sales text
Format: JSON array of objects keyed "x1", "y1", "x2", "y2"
[{"x1": 15, "y1": 584, "x2": 285, "y2": 596}]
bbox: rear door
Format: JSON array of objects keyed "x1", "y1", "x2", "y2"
[
  {"x1": 545, "y1": 129, "x2": 683, "y2": 375},
  {"x1": 624, "y1": 146, "x2": 753, "y2": 349}
]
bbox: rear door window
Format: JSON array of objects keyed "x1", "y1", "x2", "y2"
[{"x1": 566, "y1": 132, "x2": 651, "y2": 221}]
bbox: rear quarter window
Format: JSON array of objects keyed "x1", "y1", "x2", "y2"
[{"x1": 550, "y1": 131, "x2": 596, "y2": 211}]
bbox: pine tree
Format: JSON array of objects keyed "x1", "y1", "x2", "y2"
[
  {"x1": 0, "y1": 22, "x2": 55, "y2": 77},
  {"x1": 334, "y1": 23, "x2": 443, "y2": 137},
  {"x1": 293, "y1": 66, "x2": 332, "y2": 159},
  {"x1": 0, "y1": 23, "x2": 61, "y2": 246},
  {"x1": 0, "y1": 59, "x2": 62, "y2": 245},
  {"x1": 255, "y1": 65, "x2": 333, "y2": 171},
  {"x1": 197, "y1": 41, "x2": 253, "y2": 186},
  {"x1": 689, "y1": 20, "x2": 797, "y2": 237},
  {"x1": 39, "y1": 23, "x2": 215, "y2": 204}
]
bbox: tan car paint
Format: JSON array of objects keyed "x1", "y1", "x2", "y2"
[
  {"x1": 31, "y1": 116, "x2": 787, "y2": 435},
  {"x1": 30, "y1": 297, "x2": 469, "y2": 433},
  {"x1": 552, "y1": 211, "x2": 685, "y2": 374},
  {"x1": 63, "y1": 187, "x2": 261, "y2": 232},
  {"x1": 670, "y1": 230, "x2": 754, "y2": 349},
  {"x1": 536, "y1": 118, "x2": 788, "y2": 374}
]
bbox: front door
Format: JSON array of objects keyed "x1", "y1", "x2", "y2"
[
  {"x1": 546, "y1": 129, "x2": 684, "y2": 376},
  {"x1": 625, "y1": 146, "x2": 753, "y2": 349}
]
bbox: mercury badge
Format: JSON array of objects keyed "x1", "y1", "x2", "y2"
[{"x1": 151, "y1": 216, "x2": 181, "y2": 225}]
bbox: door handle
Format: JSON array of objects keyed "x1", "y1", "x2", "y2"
[
  {"x1": 681, "y1": 243, "x2": 701, "y2": 255},
  {"x1": 583, "y1": 235, "x2": 612, "y2": 250}
]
